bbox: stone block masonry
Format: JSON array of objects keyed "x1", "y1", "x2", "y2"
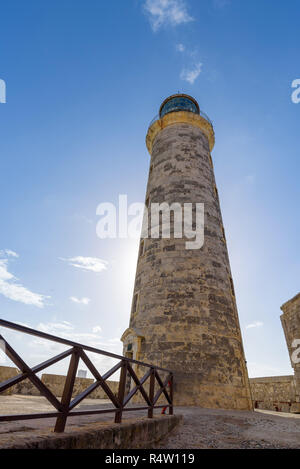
[
  {"x1": 0, "y1": 414, "x2": 182, "y2": 449},
  {"x1": 0, "y1": 366, "x2": 20, "y2": 395},
  {"x1": 121, "y1": 94, "x2": 253, "y2": 410},
  {"x1": 250, "y1": 375, "x2": 299, "y2": 413},
  {"x1": 0, "y1": 366, "x2": 118, "y2": 399},
  {"x1": 281, "y1": 292, "x2": 300, "y2": 409}
]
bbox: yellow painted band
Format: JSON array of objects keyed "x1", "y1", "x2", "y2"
[{"x1": 146, "y1": 111, "x2": 215, "y2": 154}]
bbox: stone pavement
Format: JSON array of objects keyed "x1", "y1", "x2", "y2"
[
  {"x1": 1, "y1": 395, "x2": 300, "y2": 448},
  {"x1": 156, "y1": 407, "x2": 300, "y2": 449},
  {"x1": 0, "y1": 394, "x2": 155, "y2": 433}
]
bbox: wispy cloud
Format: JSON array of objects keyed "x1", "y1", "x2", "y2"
[
  {"x1": 36, "y1": 321, "x2": 104, "y2": 344},
  {"x1": 143, "y1": 1, "x2": 202, "y2": 83},
  {"x1": 24, "y1": 321, "x2": 123, "y2": 376},
  {"x1": 32, "y1": 321, "x2": 115, "y2": 353},
  {"x1": 60, "y1": 256, "x2": 108, "y2": 273},
  {"x1": 31, "y1": 322, "x2": 105, "y2": 356},
  {"x1": 246, "y1": 321, "x2": 264, "y2": 329},
  {"x1": 180, "y1": 62, "x2": 202, "y2": 84},
  {"x1": 176, "y1": 43, "x2": 185, "y2": 52},
  {"x1": 0, "y1": 251, "x2": 49, "y2": 308},
  {"x1": 0, "y1": 249, "x2": 19, "y2": 258},
  {"x1": 70, "y1": 296, "x2": 90, "y2": 305},
  {"x1": 144, "y1": 0, "x2": 193, "y2": 31},
  {"x1": 37, "y1": 321, "x2": 74, "y2": 334}
]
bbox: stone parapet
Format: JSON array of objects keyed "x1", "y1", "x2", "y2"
[{"x1": 0, "y1": 414, "x2": 182, "y2": 449}]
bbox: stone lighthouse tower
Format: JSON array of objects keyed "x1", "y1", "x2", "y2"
[{"x1": 121, "y1": 94, "x2": 252, "y2": 410}]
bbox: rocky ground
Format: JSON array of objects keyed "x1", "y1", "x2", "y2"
[
  {"x1": 1, "y1": 395, "x2": 300, "y2": 449},
  {"x1": 157, "y1": 407, "x2": 300, "y2": 449}
]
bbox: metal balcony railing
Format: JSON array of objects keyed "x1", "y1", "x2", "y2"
[{"x1": 148, "y1": 109, "x2": 214, "y2": 130}]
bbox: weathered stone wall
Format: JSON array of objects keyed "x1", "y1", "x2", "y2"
[
  {"x1": 93, "y1": 380, "x2": 119, "y2": 398},
  {"x1": 0, "y1": 367, "x2": 118, "y2": 399},
  {"x1": 280, "y1": 292, "x2": 300, "y2": 409},
  {"x1": 122, "y1": 116, "x2": 252, "y2": 410},
  {"x1": 39, "y1": 374, "x2": 118, "y2": 398},
  {"x1": 41, "y1": 374, "x2": 94, "y2": 397},
  {"x1": 250, "y1": 376, "x2": 299, "y2": 413},
  {"x1": 0, "y1": 366, "x2": 19, "y2": 395},
  {"x1": 13, "y1": 378, "x2": 41, "y2": 396},
  {"x1": 0, "y1": 414, "x2": 182, "y2": 449}
]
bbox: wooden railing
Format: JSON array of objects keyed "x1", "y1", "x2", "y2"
[{"x1": 0, "y1": 319, "x2": 173, "y2": 432}]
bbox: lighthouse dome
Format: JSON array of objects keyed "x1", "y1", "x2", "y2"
[{"x1": 159, "y1": 93, "x2": 199, "y2": 118}]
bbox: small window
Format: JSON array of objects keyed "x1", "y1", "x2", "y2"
[
  {"x1": 221, "y1": 225, "x2": 226, "y2": 241},
  {"x1": 149, "y1": 164, "x2": 153, "y2": 175},
  {"x1": 139, "y1": 239, "x2": 145, "y2": 257},
  {"x1": 229, "y1": 277, "x2": 235, "y2": 297},
  {"x1": 127, "y1": 343, "x2": 132, "y2": 351},
  {"x1": 214, "y1": 185, "x2": 219, "y2": 200},
  {"x1": 132, "y1": 292, "x2": 139, "y2": 314}
]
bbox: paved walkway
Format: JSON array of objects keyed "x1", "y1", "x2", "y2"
[
  {"x1": 157, "y1": 407, "x2": 300, "y2": 449},
  {"x1": 1, "y1": 395, "x2": 300, "y2": 448},
  {"x1": 0, "y1": 394, "x2": 151, "y2": 433}
]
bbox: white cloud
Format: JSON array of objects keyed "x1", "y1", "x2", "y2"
[
  {"x1": 33, "y1": 321, "x2": 102, "y2": 347},
  {"x1": 70, "y1": 296, "x2": 90, "y2": 305},
  {"x1": 0, "y1": 249, "x2": 19, "y2": 258},
  {"x1": 37, "y1": 321, "x2": 74, "y2": 334},
  {"x1": 33, "y1": 321, "x2": 113, "y2": 352},
  {"x1": 60, "y1": 256, "x2": 108, "y2": 273},
  {"x1": 246, "y1": 321, "x2": 264, "y2": 329},
  {"x1": 0, "y1": 253, "x2": 49, "y2": 308},
  {"x1": 176, "y1": 43, "x2": 185, "y2": 52},
  {"x1": 25, "y1": 321, "x2": 123, "y2": 377},
  {"x1": 144, "y1": 0, "x2": 193, "y2": 31},
  {"x1": 180, "y1": 62, "x2": 202, "y2": 84}
]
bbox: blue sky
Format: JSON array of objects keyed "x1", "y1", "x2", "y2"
[{"x1": 0, "y1": 0, "x2": 299, "y2": 378}]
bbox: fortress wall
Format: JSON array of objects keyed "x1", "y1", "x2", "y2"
[
  {"x1": 249, "y1": 375, "x2": 300, "y2": 413},
  {"x1": 0, "y1": 366, "x2": 118, "y2": 399},
  {"x1": 0, "y1": 366, "x2": 20, "y2": 395}
]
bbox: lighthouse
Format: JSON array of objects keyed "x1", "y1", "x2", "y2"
[{"x1": 121, "y1": 94, "x2": 252, "y2": 410}]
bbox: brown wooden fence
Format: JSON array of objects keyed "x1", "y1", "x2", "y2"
[{"x1": 0, "y1": 319, "x2": 173, "y2": 432}]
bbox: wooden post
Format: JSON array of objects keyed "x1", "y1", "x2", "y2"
[
  {"x1": 54, "y1": 349, "x2": 79, "y2": 432},
  {"x1": 148, "y1": 367, "x2": 155, "y2": 418},
  {"x1": 115, "y1": 360, "x2": 127, "y2": 424},
  {"x1": 169, "y1": 373, "x2": 173, "y2": 415}
]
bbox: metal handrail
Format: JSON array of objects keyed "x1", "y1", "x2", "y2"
[{"x1": 0, "y1": 319, "x2": 173, "y2": 432}]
